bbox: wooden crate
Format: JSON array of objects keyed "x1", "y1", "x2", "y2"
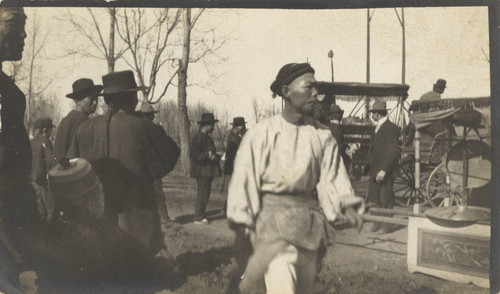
[{"x1": 407, "y1": 216, "x2": 490, "y2": 288}]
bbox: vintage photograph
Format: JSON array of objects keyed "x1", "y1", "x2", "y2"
[{"x1": 0, "y1": 4, "x2": 495, "y2": 294}]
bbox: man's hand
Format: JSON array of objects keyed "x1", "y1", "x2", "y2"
[
  {"x1": 376, "y1": 170, "x2": 386, "y2": 183},
  {"x1": 344, "y1": 207, "x2": 363, "y2": 233}
]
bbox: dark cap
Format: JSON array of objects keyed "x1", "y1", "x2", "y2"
[
  {"x1": 34, "y1": 117, "x2": 56, "y2": 130},
  {"x1": 270, "y1": 63, "x2": 315, "y2": 97}
]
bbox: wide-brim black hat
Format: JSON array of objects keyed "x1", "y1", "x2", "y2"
[
  {"x1": 230, "y1": 117, "x2": 246, "y2": 126},
  {"x1": 98, "y1": 70, "x2": 149, "y2": 96},
  {"x1": 66, "y1": 78, "x2": 103, "y2": 99},
  {"x1": 197, "y1": 113, "x2": 219, "y2": 124}
]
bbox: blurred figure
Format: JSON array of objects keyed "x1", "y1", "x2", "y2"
[
  {"x1": 419, "y1": 79, "x2": 446, "y2": 101},
  {"x1": 0, "y1": 7, "x2": 43, "y2": 293},
  {"x1": 68, "y1": 71, "x2": 180, "y2": 255},
  {"x1": 30, "y1": 117, "x2": 56, "y2": 223},
  {"x1": 53, "y1": 78, "x2": 102, "y2": 161},
  {"x1": 327, "y1": 104, "x2": 350, "y2": 170},
  {"x1": 136, "y1": 101, "x2": 173, "y2": 226},
  {"x1": 190, "y1": 113, "x2": 221, "y2": 225}
]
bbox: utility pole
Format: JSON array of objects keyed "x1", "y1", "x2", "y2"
[
  {"x1": 328, "y1": 50, "x2": 334, "y2": 82},
  {"x1": 365, "y1": 9, "x2": 374, "y2": 120}
]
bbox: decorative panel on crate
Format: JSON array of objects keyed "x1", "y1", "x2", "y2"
[{"x1": 408, "y1": 216, "x2": 490, "y2": 288}]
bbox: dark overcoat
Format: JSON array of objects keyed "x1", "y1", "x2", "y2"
[
  {"x1": 190, "y1": 131, "x2": 221, "y2": 178},
  {"x1": 223, "y1": 129, "x2": 242, "y2": 175},
  {"x1": 68, "y1": 111, "x2": 180, "y2": 212},
  {"x1": 367, "y1": 119, "x2": 401, "y2": 179},
  {"x1": 53, "y1": 110, "x2": 89, "y2": 161},
  {"x1": 328, "y1": 123, "x2": 350, "y2": 169}
]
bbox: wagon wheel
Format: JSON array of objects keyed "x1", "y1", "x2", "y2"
[
  {"x1": 393, "y1": 155, "x2": 429, "y2": 207},
  {"x1": 425, "y1": 162, "x2": 460, "y2": 207}
]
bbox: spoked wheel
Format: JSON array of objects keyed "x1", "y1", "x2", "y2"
[
  {"x1": 426, "y1": 162, "x2": 458, "y2": 207},
  {"x1": 393, "y1": 155, "x2": 429, "y2": 207}
]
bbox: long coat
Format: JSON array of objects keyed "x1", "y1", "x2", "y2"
[
  {"x1": 190, "y1": 131, "x2": 221, "y2": 178},
  {"x1": 328, "y1": 123, "x2": 350, "y2": 169},
  {"x1": 367, "y1": 119, "x2": 400, "y2": 179},
  {"x1": 53, "y1": 110, "x2": 89, "y2": 161},
  {"x1": 223, "y1": 129, "x2": 242, "y2": 175},
  {"x1": 68, "y1": 111, "x2": 180, "y2": 213}
]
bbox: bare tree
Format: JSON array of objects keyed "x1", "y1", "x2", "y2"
[
  {"x1": 251, "y1": 97, "x2": 276, "y2": 123},
  {"x1": 115, "y1": 8, "x2": 182, "y2": 103}
]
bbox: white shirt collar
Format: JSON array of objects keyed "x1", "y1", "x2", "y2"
[
  {"x1": 330, "y1": 119, "x2": 340, "y2": 125},
  {"x1": 375, "y1": 116, "x2": 388, "y2": 133}
]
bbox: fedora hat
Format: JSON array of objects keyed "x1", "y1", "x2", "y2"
[
  {"x1": 99, "y1": 70, "x2": 149, "y2": 96},
  {"x1": 368, "y1": 101, "x2": 390, "y2": 113},
  {"x1": 136, "y1": 101, "x2": 159, "y2": 114},
  {"x1": 434, "y1": 79, "x2": 447, "y2": 88},
  {"x1": 197, "y1": 113, "x2": 219, "y2": 124},
  {"x1": 230, "y1": 117, "x2": 246, "y2": 126},
  {"x1": 66, "y1": 78, "x2": 103, "y2": 100}
]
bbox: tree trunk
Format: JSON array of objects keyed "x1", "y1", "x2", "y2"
[
  {"x1": 177, "y1": 8, "x2": 191, "y2": 175},
  {"x1": 108, "y1": 8, "x2": 116, "y2": 73}
]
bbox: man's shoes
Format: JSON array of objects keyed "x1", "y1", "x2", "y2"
[
  {"x1": 369, "y1": 222, "x2": 381, "y2": 233},
  {"x1": 194, "y1": 218, "x2": 209, "y2": 225},
  {"x1": 377, "y1": 223, "x2": 393, "y2": 234}
]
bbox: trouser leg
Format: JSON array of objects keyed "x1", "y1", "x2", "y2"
[
  {"x1": 154, "y1": 179, "x2": 170, "y2": 224},
  {"x1": 380, "y1": 177, "x2": 395, "y2": 209},
  {"x1": 222, "y1": 175, "x2": 230, "y2": 214},
  {"x1": 194, "y1": 177, "x2": 212, "y2": 221}
]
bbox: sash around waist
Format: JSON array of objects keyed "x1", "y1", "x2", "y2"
[{"x1": 261, "y1": 192, "x2": 319, "y2": 210}]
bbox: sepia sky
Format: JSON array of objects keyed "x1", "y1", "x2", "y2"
[{"x1": 20, "y1": 6, "x2": 490, "y2": 126}]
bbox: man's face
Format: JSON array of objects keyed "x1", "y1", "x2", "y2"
[
  {"x1": 0, "y1": 8, "x2": 27, "y2": 62},
  {"x1": 434, "y1": 86, "x2": 445, "y2": 94},
  {"x1": 282, "y1": 73, "x2": 319, "y2": 115},
  {"x1": 79, "y1": 95, "x2": 98, "y2": 115},
  {"x1": 370, "y1": 112, "x2": 380, "y2": 123},
  {"x1": 235, "y1": 125, "x2": 245, "y2": 133},
  {"x1": 207, "y1": 123, "x2": 215, "y2": 133}
]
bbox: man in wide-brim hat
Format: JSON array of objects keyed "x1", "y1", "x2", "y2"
[
  {"x1": 420, "y1": 78, "x2": 446, "y2": 101},
  {"x1": 68, "y1": 70, "x2": 180, "y2": 257},
  {"x1": 190, "y1": 112, "x2": 221, "y2": 224},
  {"x1": 53, "y1": 78, "x2": 103, "y2": 161},
  {"x1": 366, "y1": 100, "x2": 400, "y2": 234},
  {"x1": 227, "y1": 63, "x2": 364, "y2": 294}
]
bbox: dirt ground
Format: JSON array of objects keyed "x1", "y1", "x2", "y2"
[{"x1": 154, "y1": 174, "x2": 489, "y2": 294}]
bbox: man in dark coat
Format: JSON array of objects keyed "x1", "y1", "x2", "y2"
[
  {"x1": 190, "y1": 113, "x2": 221, "y2": 224},
  {"x1": 222, "y1": 117, "x2": 246, "y2": 215},
  {"x1": 327, "y1": 104, "x2": 350, "y2": 170},
  {"x1": 68, "y1": 70, "x2": 180, "y2": 254},
  {"x1": 30, "y1": 117, "x2": 56, "y2": 223},
  {"x1": 53, "y1": 78, "x2": 102, "y2": 161},
  {"x1": 0, "y1": 8, "x2": 43, "y2": 293},
  {"x1": 366, "y1": 101, "x2": 400, "y2": 234}
]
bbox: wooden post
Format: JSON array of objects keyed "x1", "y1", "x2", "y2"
[{"x1": 414, "y1": 129, "x2": 422, "y2": 212}]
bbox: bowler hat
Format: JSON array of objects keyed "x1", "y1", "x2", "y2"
[
  {"x1": 34, "y1": 117, "x2": 56, "y2": 130},
  {"x1": 434, "y1": 79, "x2": 447, "y2": 88},
  {"x1": 329, "y1": 104, "x2": 344, "y2": 115},
  {"x1": 99, "y1": 70, "x2": 149, "y2": 96},
  {"x1": 197, "y1": 113, "x2": 219, "y2": 124},
  {"x1": 136, "y1": 101, "x2": 159, "y2": 114},
  {"x1": 230, "y1": 117, "x2": 246, "y2": 126},
  {"x1": 66, "y1": 78, "x2": 103, "y2": 100},
  {"x1": 368, "y1": 101, "x2": 390, "y2": 113}
]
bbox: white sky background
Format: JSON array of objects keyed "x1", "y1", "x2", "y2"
[{"x1": 20, "y1": 7, "x2": 490, "y2": 127}]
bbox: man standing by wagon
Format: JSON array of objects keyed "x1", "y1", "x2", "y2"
[
  {"x1": 190, "y1": 113, "x2": 221, "y2": 225},
  {"x1": 366, "y1": 101, "x2": 400, "y2": 234},
  {"x1": 53, "y1": 78, "x2": 101, "y2": 161},
  {"x1": 227, "y1": 63, "x2": 364, "y2": 294},
  {"x1": 419, "y1": 79, "x2": 446, "y2": 101},
  {"x1": 68, "y1": 70, "x2": 180, "y2": 255}
]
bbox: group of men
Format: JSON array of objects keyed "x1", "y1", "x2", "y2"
[{"x1": 0, "y1": 6, "x2": 452, "y2": 294}]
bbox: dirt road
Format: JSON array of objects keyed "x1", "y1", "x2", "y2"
[{"x1": 157, "y1": 174, "x2": 489, "y2": 294}]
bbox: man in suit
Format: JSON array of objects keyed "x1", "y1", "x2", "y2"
[
  {"x1": 327, "y1": 104, "x2": 350, "y2": 170},
  {"x1": 366, "y1": 101, "x2": 400, "y2": 234},
  {"x1": 190, "y1": 113, "x2": 221, "y2": 225},
  {"x1": 53, "y1": 78, "x2": 102, "y2": 161}
]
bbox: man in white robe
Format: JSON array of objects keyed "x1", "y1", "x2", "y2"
[{"x1": 227, "y1": 63, "x2": 365, "y2": 294}]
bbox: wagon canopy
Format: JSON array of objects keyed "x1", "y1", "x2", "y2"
[
  {"x1": 410, "y1": 108, "x2": 460, "y2": 130},
  {"x1": 316, "y1": 81, "x2": 410, "y2": 100},
  {"x1": 409, "y1": 97, "x2": 490, "y2": 112}
]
